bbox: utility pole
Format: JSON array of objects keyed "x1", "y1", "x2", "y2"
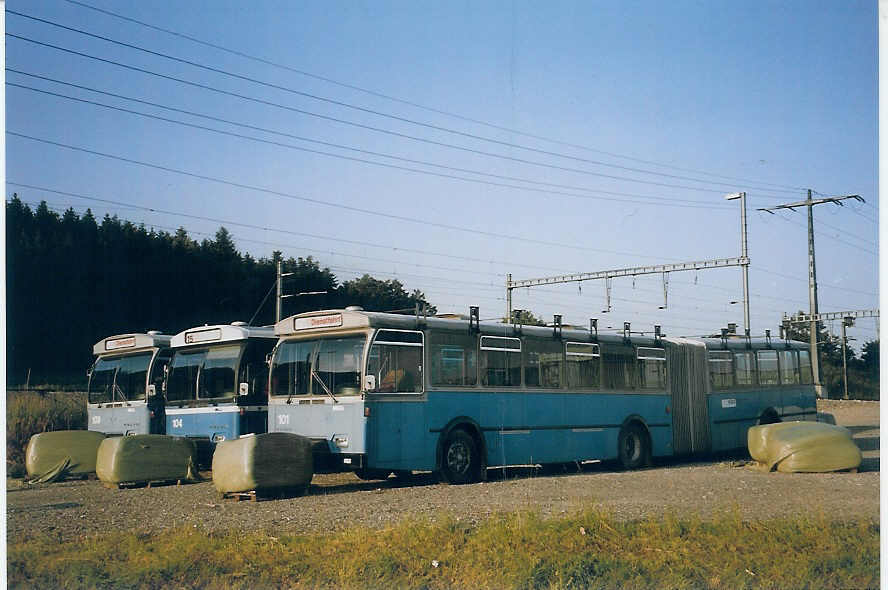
[
  {"x1": 276, "y1": 260, "x2": 327, "y2": 323},
  {"x1": 506, "y1": 193, "x2": 751, "y2": 330},
  {"x1": 841, "y1": 316, "x2": 854, "y2": 400},
  {"x1": 759, "y1": 191, "x2": 863, "y2": 398}
]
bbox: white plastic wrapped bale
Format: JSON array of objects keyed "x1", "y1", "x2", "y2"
[
  {"x1": 96, "y1": 435, "x2": 200, "y2": 485},
  {"x1": 212, "y1": 432, "x2": 313, "y2": 495},
  {"x1": 25, "y1": 430, "x2": 107, "y2": 483},
  {"x1": 747, "y1": 421, "x2": 862, "y2": 473}
]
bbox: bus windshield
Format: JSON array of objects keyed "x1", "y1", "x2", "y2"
[
  {"x1": 271, "y1": 336, "x2": 365, "y2": 398},
  {"x1": 166, "y1": 344, "x2": 244, "y2": 402},
  {"x1": 88, "y1": 352, "x2": 153, "y2": 404}
]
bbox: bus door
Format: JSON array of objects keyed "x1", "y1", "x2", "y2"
[
  {"x1": 663, "y1": 339, "x2": 711, "y2": 455},
  {"x1": 365, "y1": 330, "x2": 426, "y2": 470}
]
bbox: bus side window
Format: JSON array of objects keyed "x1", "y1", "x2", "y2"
[
  {"x1": 524, "y1": 338, "x2": 562, "y2": 388},
  {"x1": 708, "y1": 351, "x2": 734, "y2": 389},
  {"x1": 637, "y1": 347, "x2": 666, "y2": 390},
  {"x1": 734, "y1": 351, "x2": 756, "y2": 386},
  {"x1": 480, "y1": 336, "x2": 521, "y2": 387},
  {"x1": 429, "y1": 332, "x2": 477, "y2": 387},
  {"x1": 565, "y1": 342, "x2": 600, "y2": 389},
  {"x1": 779, "y1": 350, "x2": 799, "y2": 385},
  {"x1": 368, "y1": 330, "x2": 424, "y2": 393},
  {"x1": 601, "y1": 344, "x2": 636, "y2": 391},
  {"x1": 756, "y1": 350, "x2": 779, "y2": 385},
  {"x1": 798, "y1": 350, "x2": 813, "y2": 384}
]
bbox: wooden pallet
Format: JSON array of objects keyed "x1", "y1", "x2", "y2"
[
  {"x1": 104, "y1": 479, "x2": 186, "y2": 490},
  {"x1": 221, "y1": 485, "x2": 310, "y2": 502}
]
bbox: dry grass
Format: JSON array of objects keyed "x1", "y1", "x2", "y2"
[
  {"x1": 6, "y1": 390, "x2": 87, "y2": 477},
  {"x1": 8, "y1": 509, "x2": 878, "y2": 589}
]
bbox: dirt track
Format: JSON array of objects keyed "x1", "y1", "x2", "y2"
[{"x1": 7, "y1": 400, "x2": 879, "y2": 542}]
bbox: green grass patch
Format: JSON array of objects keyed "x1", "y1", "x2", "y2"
[
  {"x1": 8, "y1": 510, "x2": 878, "y2": 589},
  {"x1": 6, "y1": 390, "x2": 87, "y2": 476}
]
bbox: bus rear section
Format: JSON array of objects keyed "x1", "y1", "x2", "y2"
[
  {"x1": 87, "y1": 332, "x2": 171, "y2": 436},
  {"x1": 164, "y1": 322, "x2": 275, "y2": 465}
]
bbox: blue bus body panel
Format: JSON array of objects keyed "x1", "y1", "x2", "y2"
[
  {"x1": 165, "y1": 406, "x2": 267, "y2": 442},
  {"x1": 269, "y1": 400, "x2": 367, "y2": 453},
  {"x1": 88, "y1": 405, "x2": 150, "y2": 436},
  {"x1": 366, "y1": 390, "x2": 673, "y2": 471},
  {"x1": 707, "y1": 386, "x2": 817, "y2": 452}
]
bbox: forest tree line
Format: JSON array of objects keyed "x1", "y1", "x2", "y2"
[
  {"x1": 6, "y1": 196, "x2": 433, "y2": 386},
  {"x1": 7, "y1": 196, "x2": 877, "y2": 398}
]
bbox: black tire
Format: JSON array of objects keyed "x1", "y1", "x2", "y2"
[
  {"x1": 440, "y1": 429, "x2": 481, "y2": 484},
  {"x1": 759, "y1": 410, "x2": 781, "y2": 425},
  {"x1": 618, "y1": 423, "x2": 650, "y2": 470}
]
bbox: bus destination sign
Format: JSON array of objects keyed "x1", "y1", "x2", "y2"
[
  {"x1": 105, "y1": 336, "x2": 137, "y2": 351},
  {"x1": 185, "y1": 328, "x2": 223, "y2": 344},
  {"x1": 293, "y1": 314, "x2": 343, "y2": 331}
]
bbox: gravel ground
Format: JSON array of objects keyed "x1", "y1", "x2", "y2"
[{"x1": 7, "y1": 400, "x2": 879, "y2": 542}]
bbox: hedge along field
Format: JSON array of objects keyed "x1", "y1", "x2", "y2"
[
  {"x1": 8, "y1": 510, "x2": 878, "y2": 589},
  {"x1": 6, "y1": 391, "x2": 87, "y2": 477}
]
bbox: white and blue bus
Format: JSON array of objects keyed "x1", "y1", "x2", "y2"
[
  {"x1": 164, "y1": 322, "x2": 276, "y2": 462},
  {"x1": 268, "y1": 307, "x2": 816, "y2": 483},
  {"x1": 87, "y1": 332, "x2": 172, "y2": 436}
]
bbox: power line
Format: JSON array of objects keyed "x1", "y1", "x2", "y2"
[
  {"x1": 766, "y1": 209, "x2": 877, "y2": 256},
  {"x1": 60, "y1": 0, "x2": 809, "y2": 194},
  {"x1": 6, "y1": 75, "x2": 735, "y2": 211},
  {"x1": 6, "y1": 19, "x2": 797, "y2": 197}
]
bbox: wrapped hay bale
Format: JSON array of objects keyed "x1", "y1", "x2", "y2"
[
  {"x1": 96, "y1": 435, "x2": 200, "y2": 486},
  {"x1": 212, "y1": 432, "x2": 313, "y2": 495},
  {"x1": 25, "y1": 430, "x2": 107, "y2": 483},
  {"x1": 748, "y1": 421, "x2": 861, "y2": 473}
]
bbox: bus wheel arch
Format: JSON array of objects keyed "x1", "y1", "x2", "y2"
[
  {"x1": 436, "y1": 418, "x2": 487, "y2": 484},
  {"x1": 617, "y1": 417, "x2": 652, "y2": 470},
  {"x1": 759, "y1": 408, "x2": 781, "y2": 425}
]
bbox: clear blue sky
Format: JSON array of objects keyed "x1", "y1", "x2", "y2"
[{"x1": 5, "y1": 0, "x2": 879, "y2": 346}]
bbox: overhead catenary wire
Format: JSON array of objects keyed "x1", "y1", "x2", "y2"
[
  {"x1": 6, "y1": 12, "x2": 805, "y2": 196},
  {"x1": 59, "y1": 0, "x2": 810, "y2": 194},
  {"x1": 6, "y1": 132, "x2": 707, "y2": 261},
  {"x1": 5, "y1": 33, "x2": 793, "y2": 201},
  {"x1": 10, "y1": 188, "x2": 835, "y2": 319},
  {"x1": 5, "y1": 76, "x2": 738, "y2": 211}
]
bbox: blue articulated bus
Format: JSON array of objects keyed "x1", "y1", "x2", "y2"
[
  {"x1": 268, "y1": 307, "x2": 816, "y2": 484},
  {"x1": 87, "y1": 332, "x2": 172, "y2": 436},
  {"x1": 164, "y1": 322, "x2": 276, "y2": 463}
]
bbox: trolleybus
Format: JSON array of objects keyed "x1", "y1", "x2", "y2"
[
  {"x1": 268, "y1": 307, "x2": 816, "y2": 483},
  {"x1": 87, "y1": 332, "x2": 172, "y2": 436},
  {"x1": 164, "y1": 322, "x2": 276, "y2": 463}
]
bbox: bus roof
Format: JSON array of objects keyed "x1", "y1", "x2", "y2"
[
  {"x1": 170, "y1": 322, "x2": 276, "y2": 348},
  {"x1": 93, "y1": 332, "x2": 172, "y2": 356},
  {"x1": 275, "y1": 309, "x2": 808, "y2": 351}
]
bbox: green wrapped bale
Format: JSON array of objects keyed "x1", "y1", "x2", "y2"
[
  {"x1": 212, "y1": 432, "x2": 313, "y2": 495},
  {"x1": 96, "y1": 435, "x2": 200, "y2": 485},
  {"x1": 748, "y1": 421, "x2": 862, "y2": 473},
  {"x1": 25, "y1": 430, "x2": 107, "y2": 483}
]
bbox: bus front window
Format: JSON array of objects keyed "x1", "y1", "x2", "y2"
[
  {"x1": 88, "y1": 352, "x2": 153, "y2": 404},
  {"x1": 198, "y1": 345, "x2": 242, "y2": 400},
  {"x1": 88, "y1": 357, "x2": 118, "y2": 404},
  {"x1": 271, "y1": 336, "x2": 365, "y2": 397}
]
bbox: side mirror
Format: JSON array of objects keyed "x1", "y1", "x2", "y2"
[
  {"x1": 364, "y1": 375, "x2": 376, "y2": 392},
  {"x1": 265, "y1": 353, "x2": 273, "y2": 366},
  {"x1": 147, "y1": 384, "x2": 156, "y2": 396},
  {"x1": 239, "y1": 382, "x2": 249, "y2": 396}
]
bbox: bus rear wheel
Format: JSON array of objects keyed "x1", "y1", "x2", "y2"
[
  {"x1": 440, "y1": 430, "x2": 481, "y2": 484},
  {"x1": 618, "y1": 423, "x2": 650, "y2": 470}
]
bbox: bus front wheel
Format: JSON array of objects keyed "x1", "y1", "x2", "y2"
[
  {"x1": 440, "y1": 430, "x2": 481, "y2": 484},
  {"x1": 618, "y1": 423, "x2": 650, "y2": 470}
]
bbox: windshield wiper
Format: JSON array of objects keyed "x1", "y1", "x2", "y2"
[
  {"x1": 112, "y1": 382, "x2": 127, "y2": 404},
  {"x1": 310, "y1": 367, "x2": 338, "y2": 404}
]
